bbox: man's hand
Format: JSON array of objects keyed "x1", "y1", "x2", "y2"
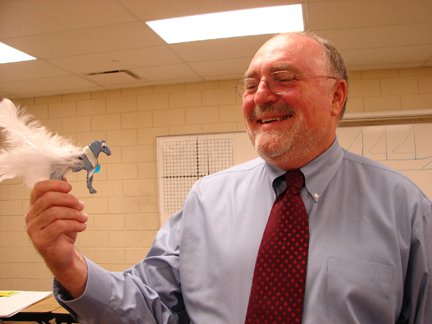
[{"x1": 26, "y1": 180, "x2": 88, "y2": 298}]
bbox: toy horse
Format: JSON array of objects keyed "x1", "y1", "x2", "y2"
[
  {"x1": 49, "y1": 139, "x2": 111, "y2": 193},
  {"x1": 72, "y1": 140, "x2": 111, "y2": 194}
]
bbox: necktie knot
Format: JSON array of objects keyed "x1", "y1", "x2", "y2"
[{"x1": 285, "y1": 169, "x2": 305, "y2": 195}]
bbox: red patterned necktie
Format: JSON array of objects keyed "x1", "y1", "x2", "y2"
[{"x1": 245, "y1": 169, "x2": 309, "y2": 324}]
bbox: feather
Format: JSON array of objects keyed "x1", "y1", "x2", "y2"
[{"x1": 0, "y1": 98, "x2": 82, "y2": 188}]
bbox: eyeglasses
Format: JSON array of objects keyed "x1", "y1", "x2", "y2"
[{"x1": 236, "y1": 70, "x2": 339, "y2": 97}]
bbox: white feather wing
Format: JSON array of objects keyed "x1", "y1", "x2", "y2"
[{"x1": 0, "y1": 98, "x2": 82, "y2": 187}]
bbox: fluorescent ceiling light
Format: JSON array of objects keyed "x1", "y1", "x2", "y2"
[
  {"x1": 146, "y1": 4, "x2": 304, "y2": 44},
  {"x1": 0, "y1": 42, "x2": 36, "y2": 64}
]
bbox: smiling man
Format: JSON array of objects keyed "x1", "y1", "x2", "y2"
[
  {"x1": 240, "y1": 34, "x2": 347, "y2": 170},
  {"x1": 26, "y1": 32, "x2": 431, "y2": 323}
]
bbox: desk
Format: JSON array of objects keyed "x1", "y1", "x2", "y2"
[{"x1": 0, "y1": 296, "x2": 76, "y2": 323}]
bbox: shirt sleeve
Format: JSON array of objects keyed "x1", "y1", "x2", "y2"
[
  {"x1": 54, "y1": 211, "x2": 189, "y2": 324},
  {"x1": 398, "y1": 195, "x2": 432, "y2": 323}
]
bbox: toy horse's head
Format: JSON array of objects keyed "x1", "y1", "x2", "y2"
[
  {"x1": 90, "y1": 140, "x2": 111, "y2": 157},
  {"x1": 99, "y1": 140, "x2": 111, "y2": 156}
]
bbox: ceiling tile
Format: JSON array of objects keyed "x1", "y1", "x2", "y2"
[
  {"x1": 2, "y1": 23, "x2": 165, "y2": 59},
  {"x1": 0, "y1": 0, "x2": 136, "y2": 37},
  {"x1": 0, "y1": 75, "x2": 104, "y2": 97},
  {"x1": 343, "y1": 45, "x2": 432, "y2": 70},
  {"x1": 0, "y1": 60, "x2": 69, "y2": 82},
  {"x1": 131, "y1": 64, "x2": 200, "y2": 82},
  {"x1": 307, "y1": 0, "x2": 432, "y2": 30},
  {"x1": 319, "y1": 23, "x2": 432, "y2": 50},
  {"x1": 170, "y1": 35, "x2": 270, "y2": 62},
  {"x1": 190, "y1": 58, "x2": 251, "y2": 79},
  {"x1": 49, "y1": 47, "x2": 183, "y2": 74}
]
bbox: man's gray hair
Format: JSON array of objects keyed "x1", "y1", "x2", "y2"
[
  {"x1": 301, "y1": 31, "x2": 348, "y2": 116},
  {"x1": 273, "y1": 32, "x2": 349, "y2": 116}
]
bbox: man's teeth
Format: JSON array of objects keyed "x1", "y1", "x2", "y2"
[{"x1": 260, "y1": 116, "x2": 290, "y2": 124}]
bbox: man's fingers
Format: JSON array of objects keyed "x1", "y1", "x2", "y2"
[
  {"x1": 28, "y1": 218, "x2": 87, "y2": 258},
  {"x1": 27, "y1": 207, "x2": 88, "y2": 250},
  {"x1": 30, "y1": 180, "x2": 72, "y2": 205},
  {"x1": 26, "y1": 190, "x2": 85, "y2": 224},
  {"x1": 28, "y1": 206, "x2": 88, "y2": 230},
  {"x1": 39, "y1": 219, "x2": 88, "y2": 240}
]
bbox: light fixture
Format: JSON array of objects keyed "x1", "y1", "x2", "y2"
[
  {"x1": 0, "y1": 42, "x2": 36, "y2": 64},
  {"x1": 146, "y1": 4, "x2": 304, "y2": 44}
]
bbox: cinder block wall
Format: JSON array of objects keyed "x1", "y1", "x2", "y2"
[{"x1": 0, "y1": 67, "x2": 431, "y2": 291}]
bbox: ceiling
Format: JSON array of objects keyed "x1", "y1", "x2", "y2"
[{"x1": 1, "y1": 0, "x2": 431, "y2": 99}]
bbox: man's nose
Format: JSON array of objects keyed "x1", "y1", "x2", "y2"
[{"x1": 254, "y1": 79, "x2": 278, "y2": 105}]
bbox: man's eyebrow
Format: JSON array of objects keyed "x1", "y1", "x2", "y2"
[
  {"x1": 269, "y1": 63, "x2": 296, "y2": 73},
  {"x1": 243, "y1": 63, "x2": 298, "y2": 78},
  {"x1": 243, "y1": 71, "x2": 257, "y2": 79}
]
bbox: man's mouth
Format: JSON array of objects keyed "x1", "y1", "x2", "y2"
[{"x1": 258, "y1": 115, "x2": 291, "y2": 124}]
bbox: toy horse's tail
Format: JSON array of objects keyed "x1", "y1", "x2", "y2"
[{"x1": 0, "y1": 98, "x2": 82, "y2": 188}]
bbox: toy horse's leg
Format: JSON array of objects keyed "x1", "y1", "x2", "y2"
[
  {"x1": 86, "y1": 169, "x2": 96, "y2": 194},
  {"x1": 51, "y1": 164, "x2": 76, "y2": 181},
  {"x1": 50, "y1": 169, "x2": 65, "y2": 181}
]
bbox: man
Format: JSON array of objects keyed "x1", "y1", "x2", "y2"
[{"x1": 26, "y1": 32, "x2": 431, "y2": 323}]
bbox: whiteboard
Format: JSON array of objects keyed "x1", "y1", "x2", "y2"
[
  {"x1": 157, "y1": 122, "x2": 431, "y2": 225},
  {"x1": 336, "y1": 123, "x2": 431, "y2": 198}
]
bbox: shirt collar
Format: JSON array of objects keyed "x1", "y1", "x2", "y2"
[
  {"x1": 301, "y1": 139, "x2": 344, "y2": 202},
  {"x1": 266, "y1": 139, "x2": 344, "y2": 202}
]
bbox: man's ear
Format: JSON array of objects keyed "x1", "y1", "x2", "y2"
[{"x1": 331, "y1": 80, "x2": 348, "y2": 117}]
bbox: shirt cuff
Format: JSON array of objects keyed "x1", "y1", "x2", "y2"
[{"x1": 54, "y1": 257, "x2": 112, "y2": 320}]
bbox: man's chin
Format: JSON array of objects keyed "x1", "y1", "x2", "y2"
[
  {"x1": 257, "y1": 148, "x2": 285, "y2": 163},
  {"x1": 254, "y1": 139, "x2": 288, "y2": 161}
]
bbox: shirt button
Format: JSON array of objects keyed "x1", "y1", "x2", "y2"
[{"x1": 313, "y1": 193, "x2": 320, "y2": 201}]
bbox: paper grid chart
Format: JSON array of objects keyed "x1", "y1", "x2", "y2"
[{"x1": 157, "y1": 134, "x2": 233, "y2": 223}]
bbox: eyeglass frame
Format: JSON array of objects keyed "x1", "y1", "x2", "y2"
[{"x1": 236, "y1": 70, "x2": 339, "y2": 98}]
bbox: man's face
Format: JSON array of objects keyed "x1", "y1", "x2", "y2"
[{"x1": 241, "y1": 34, "x2": 344, "y2": 170}]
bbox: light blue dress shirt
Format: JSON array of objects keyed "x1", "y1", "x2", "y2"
[{"x1": 57, "y1": 140, "x2": 431, "y2": 324}]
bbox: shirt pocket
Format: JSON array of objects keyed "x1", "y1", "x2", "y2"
[{"x1": 326, "y1": 257, "x2": 395, "y2": 324}]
